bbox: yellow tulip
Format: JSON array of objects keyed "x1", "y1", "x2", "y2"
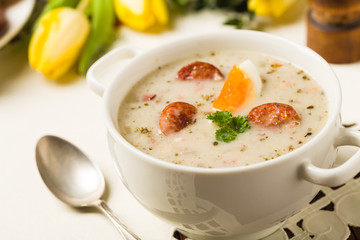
[
  {"x1": 248, "y1": 0, "x2": 296, "y2": 18},
  {"x1": 28, "y1": 7, "x2": 90, "y2": 80},
  {"x1": 113, "y1": 0, "x2": 169, "y2": 32}
]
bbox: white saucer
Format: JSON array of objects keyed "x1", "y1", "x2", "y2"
[{"x1": 0, "y1": 0, "x2": 35, "y2": 49}]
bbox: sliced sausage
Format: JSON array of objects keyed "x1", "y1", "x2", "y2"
[
  {"x1": 176, "y1": 61, "x2": 224, "y2": 81},
  {"x1": 247, "y1": 103, "x2": 301, "y2": 128},
  {"x1": 159, "y1": 102, "x2": 197, "y2": 135}
]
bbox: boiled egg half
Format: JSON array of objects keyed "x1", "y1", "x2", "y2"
[{"x1": 212, "y1": 60, "x2": 262, "y2": 112}]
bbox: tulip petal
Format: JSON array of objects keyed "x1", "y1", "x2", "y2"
[
  {"x1": 29, "y1": 7, "x2": 90, "y2": 80},
  {"x1": 248, "y1": 0, "x2": 296, "y2": 18},
  {"x1": 113, "y1": 0, "x2": 168, "y2": 32}
]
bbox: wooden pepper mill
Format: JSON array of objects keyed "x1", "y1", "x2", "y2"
[{"x1": 307, "y1": 0, "x2": 360, "y2": 63}]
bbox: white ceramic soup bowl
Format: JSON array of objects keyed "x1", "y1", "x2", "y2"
[{"x1": 87, "y1": 30, "x2": 360, "y2": 240}]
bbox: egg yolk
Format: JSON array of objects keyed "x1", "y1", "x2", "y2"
[{"x1": 212, "y1": 64, "x2": 256, "y2": 112}]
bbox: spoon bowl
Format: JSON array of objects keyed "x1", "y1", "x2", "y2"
[
  {"x1": 35, "y1": 135, "x2": 140, "y2": 240},
  {"x1": 36, "y1": 135, "x2": 105, "y2": 207}
]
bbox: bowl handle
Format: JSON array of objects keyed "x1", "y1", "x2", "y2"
[
  {"x1": 300, "y1": 128, "x2": 360, "y2": 187},
  {"x1": 86, "y1": 46, "x2": 143, "y2": 97}
]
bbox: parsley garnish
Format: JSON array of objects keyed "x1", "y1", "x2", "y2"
[{"x1": 207, "y1": 111, "x2": 251, "y2": 143}]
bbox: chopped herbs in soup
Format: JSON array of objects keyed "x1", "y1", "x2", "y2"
[{"x1": 117, "y1": 50, "x2": 328, "y2": 168}]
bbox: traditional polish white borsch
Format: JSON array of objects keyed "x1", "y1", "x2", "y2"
[
  {"x1": 89, "y1": 31, "x2": 360, "y2": 240},
  {"x1": 117, "y1": 50, "x2": 328, "y2": 168}
]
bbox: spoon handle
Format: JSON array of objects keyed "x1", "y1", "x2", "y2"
[{"x1": 95, "y1": 200, "x2": 141, "y2": 240}]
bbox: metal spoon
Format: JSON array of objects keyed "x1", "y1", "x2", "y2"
[{"x1": 35, "y1": 135, "x2": 140, "y2": 240}]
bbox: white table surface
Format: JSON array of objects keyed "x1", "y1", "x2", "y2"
[{"x1": 1, "y1": 2, "x2": 360, "y2": 240}]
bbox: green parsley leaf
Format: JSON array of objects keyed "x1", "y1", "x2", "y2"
[
  {"x1": 215, "y1": 128, "x2": 237, "y2": 142},
  {"x1": 207, "y1": 111, "x2": 251, "y2": 143},
  {"x1": 206, "y1": 110, "x2": 233, "y2": 127},
  {"x1": 229, "y1": 115, "x2": 251, "y2": 133}
]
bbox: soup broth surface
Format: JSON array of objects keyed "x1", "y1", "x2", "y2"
[{"x1": 117, "y1": 50, "x2": 328, "y2": 168}]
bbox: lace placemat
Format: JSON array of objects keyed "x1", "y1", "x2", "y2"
[{"x1": 173, "y1": 146, "x2": 360, "y2": 240}]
